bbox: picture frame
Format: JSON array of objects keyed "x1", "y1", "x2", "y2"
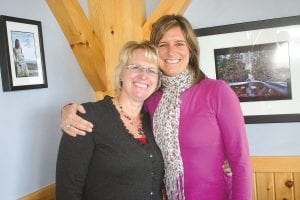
[
  {"x1": 0, "y1": 15, "x2": 47, "y2": 91},
  {"x1": 195, "y1": 15, "x2": 300, "y2": 124}
]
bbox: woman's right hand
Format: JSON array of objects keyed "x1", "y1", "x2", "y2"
[{"x1": 61, "y1": 103, "x2": 93, "y2": 137}]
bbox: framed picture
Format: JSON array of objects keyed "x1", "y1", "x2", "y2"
[
  {"x1": 195, "y1": 15, "x2": 300, "y2": 123},
  {"x1": 0, "y1": 15, "x2": 47, "y2": 91}
]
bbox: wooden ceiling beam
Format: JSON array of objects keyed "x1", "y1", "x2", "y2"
[
  {"x1": 46, "y1": 0, "x2": 107, "y2": 91},
  {"x1": 142, "y1": 0, "x2": 192, "y2": 39},
  {"x1": 46, "y1": 0, "x2": 191, "y2": 99},
  {"x1": 89, "y1": 0, "x2": 146, "y2": 99}
]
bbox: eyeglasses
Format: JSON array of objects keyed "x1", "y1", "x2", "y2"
[{"x1": 126, "y1": 64, "x2": 161, "y2": 76}]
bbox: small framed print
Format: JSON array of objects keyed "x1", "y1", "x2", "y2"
[{"x1": 0, "y1": 15, "x2": 47, "y2": 91}]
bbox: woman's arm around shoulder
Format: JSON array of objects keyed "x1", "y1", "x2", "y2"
[
  {"x1": 61, "y1": 103, "x2": 94, "y2": 137},
  {"x1": 56, "y1": 103, "x2": 96, "y2": 200}
]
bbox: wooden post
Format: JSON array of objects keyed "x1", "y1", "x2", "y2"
[{"x1": 46, "y1": 0, "x2": 191, "y2": 99}]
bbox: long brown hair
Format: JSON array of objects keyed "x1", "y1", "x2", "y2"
[{"x1": 150, "y1": 14, "x2": 205, "y2": 84}]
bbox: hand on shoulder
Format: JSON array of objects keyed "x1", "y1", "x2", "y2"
[{"x1": 60, "y1": 103, "x2": 93, "y2": 137}]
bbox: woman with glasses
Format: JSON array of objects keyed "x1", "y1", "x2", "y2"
[
  {"x1": 60, "y1": 15, "x2": 252, "y2": 200},
  {"x1": 56, "y1": 41, "x2": 164, "y2": 200}
]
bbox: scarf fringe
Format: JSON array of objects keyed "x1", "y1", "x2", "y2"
[{"x1": 166, "y1": 174, "x2": 185, "y2": 200}]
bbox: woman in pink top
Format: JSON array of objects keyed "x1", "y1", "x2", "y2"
[{"x1": 60, "y1": 15, "x2": 252, "y2": 200}]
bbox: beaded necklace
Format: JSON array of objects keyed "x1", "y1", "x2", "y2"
[{"x1": 117, "y1": 98, "x2": 145, "y2": 137}]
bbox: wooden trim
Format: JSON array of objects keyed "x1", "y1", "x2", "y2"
[
  {"x1": 46, "y1": 0, "x2": 191, "y2": 96},
  {"x1": 88, "y1": 0, "x2": 146, "y2": 97},
  {"x1": 46, "y1": 0, "x2": 107, "y2": 92},
  {"x1": 252, "y1": 156, "x2": 300, "y2": 172},
  {"x1": 294, "y1": 173, "x2": 300, "y2": 200},
  {"x1": 18, "y1": 156, "x2": 300, "y2": 199},
  {"x1": 20, "y1": 184, "x2": 55, "y2": 200},
  {"x1": 252, "y1": 156, "x2": 300, "y2": 200},
  {"x1": 142, "y1": 0, "x2": 191, "y2": 39}
]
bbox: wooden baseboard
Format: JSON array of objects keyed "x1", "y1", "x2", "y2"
[{"x1": 19, "y1": 184, "x2": 55, "y2": 200}]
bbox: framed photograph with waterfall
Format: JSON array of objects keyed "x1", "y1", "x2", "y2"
[
  {"x1": 195, "y1": 15, "x2": 300, "y2": 123},
  {"x1": 0, "y1": 15, "x2": 47, "y2": 91}
]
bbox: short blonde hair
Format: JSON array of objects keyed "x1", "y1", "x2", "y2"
[{"x1": 114, "y1": 40, "x2": 160, "y2": 94}]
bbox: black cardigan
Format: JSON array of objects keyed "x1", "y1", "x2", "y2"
[{"x1": 56, "y1": 96, "x2": 164, "y2": 200}]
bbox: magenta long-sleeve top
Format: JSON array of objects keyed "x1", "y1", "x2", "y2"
[{"x1": 145, "y1": 78, "x2": 252, "y2": 200}]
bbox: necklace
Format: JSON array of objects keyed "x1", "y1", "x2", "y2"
[{"x1": 116, "y1": 98, "x2": 145, "y2": 137}]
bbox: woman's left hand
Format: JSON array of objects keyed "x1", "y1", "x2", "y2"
[{"x1": 223, "y1": 160, "x2": 232, "y2": 176}]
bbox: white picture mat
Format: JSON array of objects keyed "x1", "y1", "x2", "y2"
[
  {"x1": 6, "y1": 21, "x2": 44, "y2": 86},
  {"x1": 198, "y1": 25, "x2": 300, "y2": 116}
]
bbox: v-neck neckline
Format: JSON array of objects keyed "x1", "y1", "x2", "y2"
[{"x1": 105, "y1": 96, "x2": 150, "y2": 147}]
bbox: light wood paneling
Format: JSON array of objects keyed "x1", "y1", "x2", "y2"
[
  {"x1": 20, "y1": 184, "x2": 55, "y2": 200},
  {"x1": 294, "y1": 173, "x2": 300, "y2": 200},
  {"x1": 274, "y1": 173, "x2": 294, "y2": 200},
  {"x1": 252, "y1": 156, "x2": 300, "y2": 200},
  {"x1": 256, "y1": 172, "x2": 275, "y2": 200},
  {"x1": 253, "y1": 173, "x2": 258, "y2": 200}
]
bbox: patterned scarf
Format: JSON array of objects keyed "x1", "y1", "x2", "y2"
[{"x1": 153, "y1": 69, "x2": 194, "y2": 200}]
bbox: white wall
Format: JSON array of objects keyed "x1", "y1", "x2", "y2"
[
  {"x1": 0, "y1": 0, "x2": 299, "y2": 199},
  {"x1": 146, "y1": 0, "x2": 300, "y2": 155},
  {"x1": 0, "y1": 0, "x2": 95, "y2": 199}
]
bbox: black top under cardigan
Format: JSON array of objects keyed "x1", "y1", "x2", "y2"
[{"x1": 56, "y1": 96, "x2": 164, "y2": 200}]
